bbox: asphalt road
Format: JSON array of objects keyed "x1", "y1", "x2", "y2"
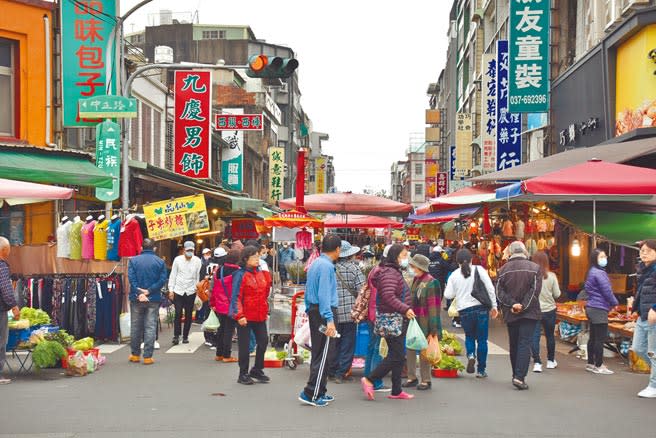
[{"x1": 1, "y1": 317, "x2": 653, "y2": 438}]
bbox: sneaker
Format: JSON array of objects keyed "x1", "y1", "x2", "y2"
[
  {"x1": 298, "y1": 392, "x2": 327, "y2": 407},
  {"x1": 140, "y1": 342, "x2": 144, "y2": 349},
  {"x1": 374, "y1": 385, "x2": 392, "y2": 392},
  {"x1": 172, "y1": 337, "x2": 179, "y2": 345},
  {"x1": 143, "y1": 358, "x2": 155, "y2": 365},
  {"x1": 320, "y1": 394, "x2": 335, "y2": 403},
  {"x1": 533, "y1": 363, "x2": 543, "y2": 373},
  {"x1": 361, "y1": 377, "x2": 375, "y2": 400},
  {"x1": 0, "y1": 377, "x2": 11, "y2": 385},
  {"x1": 129, "y1": 355, "x2": 140, "y2": 363},
  {"x1": 204, "y1": 342, "x2": 213, "y2": 347},
  {"x1": 249, "y1": 370, "x2": 270, "y2": 383},
  {"x1": 466, "y1": 356, "x2": 476, "y2": 374},
  {"x1": 637, "y1": 386, "x2": 656, "y2": 398},
  {"x1": 237, "y1": 374, "x2": 255, "y2": 385},
  {"x1": 546, "y1": 360, "x2": 557, "y2": 369},
  {"x1": 210, "y1": 346, "x2": 217, "y2": 351},
  {"x1": 452, "y1": 321, "x2": 462, "y2": 328},
  {"x1": 476, "y1": 371, "x2": 488, "y2": 379},
  {"x1": 249, "y1": 351, "x2": 256, "y2": 357},
  {"x1": 222, "y1": 357, "x2": 238, "y2": 363},
  {"x1": 387, "y1": 391, "x2": 415, "y2": 400},
  {"x1": 182, "y1": 338, "x2": 189, "y2": 344},
  {"x1": 154, "y1": 341, "x2": 160, "y2": 350},
  {"x1": 593, "y1": 365, "x2": 614, "y2": 375},
  {"x1": 585, "y1": 364, "x2": 596, "y2": 372}
]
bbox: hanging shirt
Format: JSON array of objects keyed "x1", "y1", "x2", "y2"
[
  {"x1": 106, "y1": 219, "x2": 121, "y2": 261},
  {"x1": 69, "y1": 220, "x2": 83, "y2": 260},
  {"x1": 81, "y1": 221, "x2": 96, "y2": 260},
  {"x1": 93, "y1": 220, "x2": 109, "y2": 261},
  {"x1": 502, "y1": 220, "x2": 514, "y2": 237},
  {"x1": 56, "y1": 221, "x2": 72, "y2": 258},
  {"x1": 515, "y1": 219, "x2": 525, "y2": 240},
  {"x1": 118, "y1": 218, "x2": 143, "y2": 257}
]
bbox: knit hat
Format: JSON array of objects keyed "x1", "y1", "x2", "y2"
[{"x1": 509, "y1": 241, "x2": 528, "y2": 259}]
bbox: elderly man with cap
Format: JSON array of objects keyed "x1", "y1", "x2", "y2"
[
  {"x1": 496, "y1": 241, "x2": 542, "y2": 390},
  {"x1": 168, "y1": 241, "x2": 202, "y2": 345},
  {"x1": 328, "y1": 241, "x2": 366, "y2": 383}
]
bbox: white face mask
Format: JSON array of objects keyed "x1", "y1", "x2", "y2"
[
  {"x1": 400, "y1": 258, "x2": 409, "y2": 268},
  {"x1": 598, "y1": 257, "x2": 608, "y2": 268},
  {"x1": 185, "y1": 250, "x2": 194, "y2": 258}
]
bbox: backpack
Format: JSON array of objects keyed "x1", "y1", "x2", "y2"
[{"x1": 350, "y1": 283, "x2": 371, "y2": 323}]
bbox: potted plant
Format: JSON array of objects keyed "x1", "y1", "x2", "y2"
[
  {"x1": 286, "y1": 261, "x2": 307, "y2": 284},
  {"x1": 432, "y1": 356, "x2": 465, "y2": 378}
]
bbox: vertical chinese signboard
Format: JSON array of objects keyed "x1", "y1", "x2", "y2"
[
  {"x1": 481, "y1": 53, "x2": 497, "y2": 172},
  {"x1": 508, "y1": 0, "x2": 550, "y2": 113},
  {"x1": 268, "y1": 147, "x2": 285, "y2": 204},
  {"x1": 315, "y1": 156, "x2": 326, "y2": 194},
  {"x1": 497, "y1": 41, "x2": 522, "y2": 171},
  {"x1": 95, "y1": 120, "x2": 120, "y2": 201},
  {"x1": 455, "y1": 113, "x2": 472, "y2": 177},
  {"x1": 61, "y1": 0, "x2": 117, "y2": 127},
  {"x1": 436, "y1": 172, "x2": 448, "y2": 197},
  {"x1": 221, "y1": 108, "x2": 244, "y2": 191},
  {"x1": 174, "y1": 70, "x2": 212, "y2": 179}
]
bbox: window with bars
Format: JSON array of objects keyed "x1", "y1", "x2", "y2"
[
  {"x1": 141, "y1": 104, "x2": 152, "y2": 163},
  {"x1": 415, "y1": 184, "x2": 423, "y2": 196},
  {"x1": 165, "y1": 119, "x2": 174, "y2": 170},
  {"x1": 0, "y1": 38, "x2": 16, "y2": 137},
  {"x1": 153, "y1": 109, "x2": 162, "y2": 167}
]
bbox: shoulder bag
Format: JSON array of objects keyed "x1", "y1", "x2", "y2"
[
  {"x1": 374, "y1": 282, "x2": 406, "y2": 338},
  {"x1": 471, "y1": 266, "x2": 492, "y2": 309}
]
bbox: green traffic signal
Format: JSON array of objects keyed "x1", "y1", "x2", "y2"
[{"x1": 246, "y1": 55, "x2": 299, "y2": 79}]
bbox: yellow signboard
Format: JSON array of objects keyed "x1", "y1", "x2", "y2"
[
  {"x1": 455, "y1": 113, "x2": 473, "y2": 176},
  {"x1": 268, "y1": 147, "x2": 285, "y2": 204},
  {"x1": 316, "y1": 157, "x2": 326, "y2": 194},
  {"x1": 143, "y1": 194, "x2": 210, "y2": 241}
]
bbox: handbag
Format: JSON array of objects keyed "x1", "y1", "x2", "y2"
[
  {"x1": 373, "y1": 282, "x2": 407, "y2": 338},
  {"x1": 196, "y1": 278, "x2": 210, "y2": 302},
  {"x1": 471, "y1": 266, "x2": 492, "y2": 309},
  {"x1": 350, "y1": 284, "x2": 371, "y2": 323}
]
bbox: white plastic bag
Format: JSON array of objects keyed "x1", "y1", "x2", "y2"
[
  {"x1": 119, "y1": 313, "x2": 131, "y2": 340},
  {"x1": 294, "y1": 320, "x2": 312, "y2": 350},
  {"x1": 201, "y1": 310, "x2": 220, "y2": 332}
]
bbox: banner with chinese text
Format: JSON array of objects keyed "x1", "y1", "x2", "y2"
[
  {"x1": 61, "y1": 0, "x2": 117, "y2": 127},
  {"x1": 231, "y1": 219, "x2": 260, "y2": 240},
  {"x1": 214, "y1": 114, "x2": 263, "y2": 131},
  {"x1": 455, "y1": 113, "x2": 472, "y2": 177},
  {"x1": 174, "y1": 71, "x2": 212, "y2": 179},
  {"x1": 509, "y1": 0, "x2": 550, "y2": 112},
  {"x1": 497, "y1": 40, "x2": 522, "y2": 171},
  {"x1": 222, "y1": 108, "x2": 244, "y2": 191},
  {"x1": 315, "y1": 156, "x2": 326, "y2": 194},
  {"x1": 143, "y1": 195, "x2": 210, "y2": 241},
  {"x1": 481, "y1": 53, "x2": 497, "y2": 172},
  {"x1": 268, "y1": 147, "x2": 285, "y2": 203},
  {"x1": 95, "y1": 120, "x2": 120, "y2": 201}
]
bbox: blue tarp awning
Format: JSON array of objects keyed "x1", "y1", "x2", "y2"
[{"x1": 495, "y1": 182, "x2": 523, "y2": 199}]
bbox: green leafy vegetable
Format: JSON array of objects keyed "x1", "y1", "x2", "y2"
[
  {"x1": 45, "y1": 330, "x2": 75, "y2": 348},
  {"x1": 20, "y1": 308, "x2": 51, "y2": 326},
  {"x1": 32, "y1": 340, "x2": 66, "y2": 369},
  {"x1": 434, "y1": 356, "x2": 465, "y2": 371}
]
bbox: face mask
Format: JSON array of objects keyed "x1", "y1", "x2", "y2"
[
  {"x1": 598, "y1": 258, "x2": 608, "y2": 268},
  {"x1": 185, "y1": 250, "x2": 194, "y2": 257},
  {"x1": 407, "y1": 269, "x2": 416, "y2": 278},
  {"x1": 260, "y1": 254, "x2": 267, "y2": 260},
  {"x1": 400, "y1": 258, "x2": 409, "y2": 268}
]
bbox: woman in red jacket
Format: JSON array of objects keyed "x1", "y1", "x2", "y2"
[{"x1": 230, "y1": 246, "x2": 272, "y2": 385}]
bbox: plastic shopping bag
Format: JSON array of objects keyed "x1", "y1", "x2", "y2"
[
  {"x1": 119, "y1": 313, "x2": 131, "y2": 341},
  {"x1": 421, "y1": 335, "x2": 442, "y2": 366},
  {"x1": 293, "y1": 320, "x2": 312, "y2": 350},
  {"x1": 448, "y1": 300, "x2": 459, "y2": 318},
  {"x1": 201, "y1": 310, "x2": 220, "y2": 332},
  {"x1": 379, "y1": 337, "x2": 388, "y2": 358},
  {"x1": 406, "y1": 319, "x2": 428, "y2": 351}
]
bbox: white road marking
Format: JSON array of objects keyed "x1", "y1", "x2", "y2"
[
  {"x1": 165, "y1": 332, "x2": 205, "y2": 354},
  {"x1": 96, "y1": 344, "x2": 126, "y2": 354},
  {"x1": 455, "y1": 333, "x2": 509, "y2": 355}
]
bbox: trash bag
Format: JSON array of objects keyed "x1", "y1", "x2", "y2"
[
  {"x1": 201, "y1": 310, "x2": 220, "y2": 332},
  {"x1": 421, "y1": 335, "x2": 442, "y2": 366},
  {"x1": 293, "y1": 320, "x2": 312, "y2": 350},
  {"x1": 379, "y1": 337, "x2": 388, "y2": 358},
  {"x1": 406, "y1": 319, "x2": 428, "y2": 351}
]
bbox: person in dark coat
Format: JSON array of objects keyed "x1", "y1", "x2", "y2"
[
  {"x1": 496, "y1": 241, "x2": 542, "y2": 390},
  {"x1": 632, "y1": 239, "x2": 656, "y2": 398}
]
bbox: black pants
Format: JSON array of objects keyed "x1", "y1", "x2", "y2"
[
  {"x1": 588, "y1": 323, "x2": 608, "y2": 367},
  {"x1": 237, "y1": 321, "x2": 267, "y2": 376},
  {"x1": 367, "y1": 321, "x2": 409, "y2": 396},
  {"x1": 173, "y1": 293, "x2": 196, "y2": 339},
  {"x1": 215, "y1": 314, "x2": 236, "y2": 358},
  {"x1": 508, "y1": 319, "x2": 538, "y2": 381},
  {"x1": 303, "y1": 306, "x2": 337, "y2": 400}
]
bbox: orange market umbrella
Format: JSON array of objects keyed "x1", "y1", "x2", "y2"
[{"x1": 264, "y1": 209, "x2": 323, "y2": 229}]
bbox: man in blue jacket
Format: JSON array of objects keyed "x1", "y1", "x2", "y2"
[{"x1": 127, "y1": 238, "x2": 168, "y2": 365}]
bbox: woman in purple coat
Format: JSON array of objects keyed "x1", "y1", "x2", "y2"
[{"x1": 584, "y1": 248, "x2": 619, "y2": 375}]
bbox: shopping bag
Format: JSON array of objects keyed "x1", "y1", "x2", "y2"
[
  {"x1": 379, "y1": 337, "x2": 388, "y2": 358},
  {"x1": 293, "y1": 320, "x2": 312, "y2": 350},
  {"x1": 448, "y1": 300, "x2": 459, "y2": 318},
  {"x1": 421, "y1": 335, "x2": 442, "y2": 366},
  {"x1": 405, "y1": 319, "x2": 428, "y2": 351},
  {"x1": 194, "y1": 296, "x2": 203, "y2": 311},
  {"x1": 201, "y1": 310, "x2": 220, "y2": 332},
  {"x1": 119, "y1": 313, "x2": 131, "y2": 340}
]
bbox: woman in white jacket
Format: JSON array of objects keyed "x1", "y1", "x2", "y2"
[{"x1": 443, "y1": 249, "x2": 498, "y2": 378}]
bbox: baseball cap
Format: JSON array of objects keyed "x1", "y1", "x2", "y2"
[
  {"x1": 183, "y1": 241, "x2": 195, "y2": 250},
  {"x1": 214, "y1": 247, "x2": 228, "y2": 258},
  {"x1": 202, "y1": 248, "x2": 211, "y2": 254},
  {"x1": 433, "y1": 245, "x2": 444, "y2": 253}
]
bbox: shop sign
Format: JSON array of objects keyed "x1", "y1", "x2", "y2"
[
  {"x1": 455, "y1": 113, "x2": 472, "y2": 176},
  {"x1": 268, "y1": 147, "x2": 285, "y2": 203},
  {"x1": 265, "y1": 94, "x2": 282, "y2": 124},
  {"x1": 174, "y1": 70, "x2": 212, "y2": 179},
  {"x1": 436, "y1": 172, "x2": 448, "y2": 197},
  {"x1": 231, "y1": 219, "x2": 259, "y2": 240},
  {"x1": 61, "y1": 0, "x2": 117, "y2": 127},
  {"x1": 407, "y1": 228, "x2": 420, "y2": 241},
  {"x1": 315, "y1": 156, "x2": 326, "y2": 194},
  {"x1": 79, "y1": 95, "x2": 137, "y2": 118},
  {"x1": 143, "y1": 194, "x2": 210, "y2": 241},
  {"x1": 95, "y1": 120, "x2": 120, "y2": 202},
  {"x1": 508, "y1": 0, "x2": 550, "y2": 113},
  {"x1": 214, "y1": 113, "x2": 263, "y2": 131},
  {"x1": 425, "y1": 145, "x2": 440, "y2": 160},
  {"x1": 222, "y1": 108, "x2": 244, "y2": 191},
  {"x1": 497, "y1": 40, "x2": 522, "y2": 171},
  {"x1": 449, "y1": 145, "x2": 456, "y2": 181},
  {"x1": 481, "y1": 53, "x2": 497, "y2": 172},
  {"x1": 559, "y1": 117, "x2": 599, "y2": 147}
]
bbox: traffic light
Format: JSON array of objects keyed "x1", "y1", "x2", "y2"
[{"x1": 246, "y1": 55, "x2": 299, "y2": 79}]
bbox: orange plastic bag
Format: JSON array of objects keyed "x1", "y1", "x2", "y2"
[{"x1": 422, "y1": 335, "x2": 442, "y2": 366}]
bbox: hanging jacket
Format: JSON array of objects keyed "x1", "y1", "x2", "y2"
[
  {"x1": 118, "y1": 218, "x2": 143, "y2": 257},
  {"x1": 211, "y1": 263, "x2": 239, "y2": 315},
  {"x1": 106, "y1": 219, "x2": 121, "y2": 261},
  {"x1": 69, "y1": 220, "x2": 83, "y2": 260},
  {"x1": 56, "y1": 221, "x2": 72, "y2": 258},
  {"x1": 93, "y1": 220, "x2": 108, "y2": 261},
  {"x1": 230, "y1": 267, "x2": 272, "y2": 322},
  {"x1": 81, "y1": 220, "x2": 96, "y2": 260}
]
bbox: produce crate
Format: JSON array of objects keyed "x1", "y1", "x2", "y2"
[
  {"x1": 432, "y1": 368, "x2": 458, "y2": 378},
  {"x1": 264, "y1": 359, "x2": 284, "y2": 368},
  {"x1": 6, "y1": 328, "x2": 30, "y2": 350}
]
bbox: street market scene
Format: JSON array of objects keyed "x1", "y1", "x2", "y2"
[{"x1": 1, "y1": 0, "x2": 656, "y2": 437}]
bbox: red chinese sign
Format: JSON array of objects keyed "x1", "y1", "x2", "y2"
[
  {"x1": 407, "y1": 228, "x2": 420, "y2": 241},
  {"x1": 231, "y1": 219, "x2": 260, "y2": 240},
  {"x1": 174, "y1": 70, "x2": 212, "y2": 178},
  {"x1": 214, "y1": 114, "x2": 263, "y2": 131},
  {"x1": 437, "y1": 172, "x2": 448, "y2": 197}
]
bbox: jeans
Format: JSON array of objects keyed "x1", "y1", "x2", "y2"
[
  {"x1": 328, "y1": 322, "x2": 357, "y2": 378},
  {"x1": 368, "y1": 321, "x2": 408, "y2": 396},
  {"x1": 303, "y1": 306, "x2": 337, "y2": 400},
  {"x1": 215, "y1": 314, "x2": 236, "y2": 358},
  {"x1": 364, "y1": 321, "x2": 383, "y2": 388},
  {"x1": 130, "y1": 301, "x2": 159, "y2": 358},
  {"x1": 532, "y1": 309, "x2": 557, "y2": 364},
  {"x1": 0, "y1": 311, "x2": 8, "y2": 374},
  {"x1": 588, "y1": 323, "x2": 608, "y2": 367},
  {"x1": 237, "y1": 321, "x2": 267, "y2": 376},
  {"x1": 459, "y1": 305, "x2": 490, "y2": 373},
  {"x1": 632, "y1": 318, "x2": 656, "y2": 388},
  {"x1": 508, "y1": 319, "x2": 538, "y2": 381},
  {"x1": 173, "y1": 293, "x2": 196, "y2": 339}
]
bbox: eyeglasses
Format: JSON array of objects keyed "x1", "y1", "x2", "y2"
[{"x1": 640, "y1": 247, "x2": 655, "y2": 254}]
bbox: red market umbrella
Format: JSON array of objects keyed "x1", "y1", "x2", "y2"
[
  {"x1": 323, "y1": 214, "x2": 403, "y2": 229},
  {"x1": 263, "y1": 209, "x2": 323, "y2": 229},
  {"x1": 0, "y1": 178, "x2": 74, "y2": 206},
  {"x1": 280, "y1": 192, "x2": 412, "y2": 216}
]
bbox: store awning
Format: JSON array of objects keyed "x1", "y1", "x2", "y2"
[
  {"x1": 418, "y1": 185, "x2": 499, "y2": 214},
  {"x1": 0, "y1": 147, "x2": 113, "y2": 188},
  {"x1": 227, "y1": 195, "x2": 263, "y2": 214},
  {"x1": 407, "y1": 206, "x2": 480, "y2": 224},
  {"x1": 0, "y1": 178, "x2": 74, "y2": 206},
  {"x1": 470, "y1": 137, "x2": 656, "y2": 183}
]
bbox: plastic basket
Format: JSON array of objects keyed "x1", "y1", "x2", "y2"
[
  {"x1": 6, "y1": 328, "x2": 30, "y2": 350},
  {"x1": 63, "y1": 348, "x2": 100, "y2": 369},
  {"x1": 264, "y1": 359, "x2": 284, "y2": 368},
  {"x1": 432, "y1": 368, "x2": 459, "y2": 378}
]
